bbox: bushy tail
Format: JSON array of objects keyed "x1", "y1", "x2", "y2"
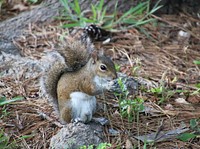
[
  {"x1": 42, "y1": 62, "x2": 66, "y2": 112},
  {"x1": 57, "y1": 34, "x2": 94, "y2": 71},
  {"x1": 40, "y1": 52, "x2": 67, "y2": 112}
]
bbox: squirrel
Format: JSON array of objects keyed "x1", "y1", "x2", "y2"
[{"x1": 42, "y1": 27, "x2": 117, "y2": 124}]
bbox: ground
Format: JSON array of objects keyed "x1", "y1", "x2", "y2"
[{"x1": 0, "y1": 1, "x2": 200, "y2": 149}]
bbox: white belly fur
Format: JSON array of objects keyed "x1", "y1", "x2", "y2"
[{"x1": 70, "y1": 92, "x2": 96, "y2": 123}]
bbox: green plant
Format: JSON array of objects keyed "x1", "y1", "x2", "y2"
[
  {"x1": 0, "y1": 0, "x2": 5, "y2": 11},
  {"x1": 90, "y1": 0, "x2": 107, "y2": 26},
  {"x1": 131, "y1": 57, "x2": 142, "y2": 76},
  {"x1": 119, "y1": 97, "x2": 144, "y2": 122},
  {"x1": 80, "y1": 142, "x2": 111, "y2": 149},
  {"x1": 0, "y1": 130, "x2": 34, "y2": 149},
  {"x1": 193, "y1": 60, "x2": 200, "y2": 65},
  {"x1": 148, "y1": 86, "x2": 178, "y2": 104},
  {"x1": 0, "y1": 108, "x2": 10, "y2": 119},
  {"x1": 115, "y1": 77, "x2": 129, "y2": 101},
  {"x1": 115, "y1": 78, "x2": 144, "y2": 122},
  {"x1": 0, "y1": 129, "x2": 17, "y2": 149},
  {"x1": 177, "y1": 119, "x2": 200, "y2": 142},
  {"x1": 0, "y1": 96, "x2": 24, "y2": 106},
  {"x1": 59, "y1": 0, "x2": 94, "y2": 28},
  {"x1": 97, "y1": 143, "x2": 111, "y2": 149},
  {"x1": 0, "y1": 96, "x2": 24, "y2": 119},
  {"x1": 59, "y1": 0, "x2": 162, "y2": 30},
  {"x1": 190, "y1": 119, "x2": 200, "y2": 134},
  {"x1": 191, "y1": 83, "x2": 200, "y2": 95},
  {"x1": 177, "y1": 133, "x2": 197, "y2": 142},
  {"x1": 112, "y1": 0, "x2": 162, "y2": 29},
  {"x1": 149, "y1": 83, "x2": 199, "y2": 104},
  {"x1": 80, "y1": 144, "x2": 94, "y2": 149},
  {"x1": 115, "y1": 64, "x2": 121, "y2": 72}
]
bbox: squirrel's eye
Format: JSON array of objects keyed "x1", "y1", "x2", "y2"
[{"x1": 100, "y1": 64, "x2": 107, "y2": 71}]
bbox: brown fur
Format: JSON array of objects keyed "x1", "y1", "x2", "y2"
[{"x1": 43, "y1": 34, "x2": 117, "y2": 123}]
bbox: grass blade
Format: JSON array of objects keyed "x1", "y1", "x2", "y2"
[
  {"x1": 74, "y1": 0, "x2": 81, "y2": 15},
  {"x1": 0, "y1": 96, "x2": 24, "y2": 106},
  {"x1": 62, "y1": 23, "x2": 81, "y2": 28}
]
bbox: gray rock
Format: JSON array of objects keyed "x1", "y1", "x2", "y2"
[{"x1": 50, "y1": 122, "x2": 104, "y2": 149}]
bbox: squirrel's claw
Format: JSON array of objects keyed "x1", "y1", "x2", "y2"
[{"x1": 72, "y1": 117, "x2": 83, "y2": 124}]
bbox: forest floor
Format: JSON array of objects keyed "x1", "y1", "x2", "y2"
[{"x1": 0, "y1": 1, "x2": 200, "y2": 149}]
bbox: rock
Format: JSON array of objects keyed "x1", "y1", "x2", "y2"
[{"x1": 50, "y1": 122, "x2": 104, "y2": 149}]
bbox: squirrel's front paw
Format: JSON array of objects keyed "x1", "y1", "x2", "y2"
[
  {"x1": 71, "y1": 117, "x2": 82, "y2": 124},
  {"x1": 106, "y1": 80, "x2": 116, "y2": 91},
  {"x1": 72, "y1": 113, "x2": 92, "y2": 124}
]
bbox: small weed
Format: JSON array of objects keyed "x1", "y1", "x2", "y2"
[
  {"x1": 190, "y1": 119, "x2": 200, "y2": 132},
  {"x1": 191, "y1": 83, "x2": 200, "y2": 95},
  {"x1": 115, "y1": 77, "x2": 129, "y2": 100},
  {"x1": 115, "y1": 64, "x2": 121, "y2": 72},
  {"x1": 0, "y1": 0, "x2": 5, "y2": 11},
  {"x1": 0, "y1": 96, "x2": 24, "y2": 106},
  {"x1": 80, "y1": 145, "x2": 94, "y2": 149},
  {"x1": 0, "y1": 129, "x2": 17, "y2": 149},
  {"x1": 0, "y1": 108, "x2": 10, "y2": 119},
  {"x1": 132, "y1": 57, "x2": 142, "y2": 76},
  {"x1": 148, "y1": 86, "x2": 179, "y2": 104},
  {"x1": 177, "y1": 119, "x2": 199, "y2": 142},
  {"x1": 0, "y1": 130, "x2": 34, "y2": 149},
  {"x1": 193, "y1": 60, "x2": 200, "y2": 65},
  {"x1": 119, "y1": 97, "x2": 144, "y2": 122},
  {"x1": 115, "y1": 78, "x2": 144, "y2": 122},
  {"x1": 0, "y1": 96, "x2": 23, "y2": 119},
  {"x1": 97, "y1": 143, "x2": 111, "y2": 149},
  {"x1": 59, "y1": 0, "x2": 162, "y2": 30},
  {"x1": 177, "y1": 133, "x2": 197, "y2": 142},
  {"x1": 149, "y1": 86, "x2": 164, "y2": 95},
  {"x1": 80, "y1": 142, "x2": 111, "y2": 149}
]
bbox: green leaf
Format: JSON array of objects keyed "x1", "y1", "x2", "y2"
[
  {"x1": 81, "y1": 17, "x2": 94, "y2": 23},
  {"x1": 20, "y1": 135, "x2": 35, "y2": 139},
  {"x1": 177, "y1": 133, "x2": 197, "y2": 142},
  {"x1": 97, "y1": 0, "x2": 104, "y2": 12},
  {"x1": 0, "y1": 136, "x2": 9, "y2": 144},
  {"x1": 59, "y1": 0, "x2": 71, "y2": 14},
  {"x1": 149, "y1": 0, "x2": 163, "y2": 14},
  {"x1": 114, "y1": 2, "x2": 147, "y2": 25},
  {"x1": 195, "y1": 83, "x2": 200, "y2": 88},
  {"x1": 122, "y1": 18, "x2": 137, "y2": 24},
  {"x1": 74, "y1": 0, "x2": 81, "y2": 15},
  {"x1": 0, "y1": 96, "x2": 6, "y2": 103},
  {"x1": 134, "y1": 18, "x2": 156, "y2": 26},
  {"x1": 100, "y1": 7, "x2": 107, "y2": 22},
  {"x1": 62, "y1": 23, "x2": 81, "y2": 28},
  {"x1": 0, "y1": 96, "x2": 24, "y2": 106},
  {"x1": 115, "y1": 64, "x2": 120, "y2": 72},
  {"x1": 97, "y1": 143, "x2": 111, "y2": 149},
  {"x1": 193, "y1": 60, "x2": 200, "y2": 65},
  {"x1": 91, "y1": 4, "x2": 97, "y2": 21},
  {"x1": 190, "y1": 119, "x2": 198, "y2": 129},
  {"x1": 149, "y1": 5, "x2": 163, "y2": 14}
]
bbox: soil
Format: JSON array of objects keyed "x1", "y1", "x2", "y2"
[{"x1": 0, "y1": 1, "x2": 200, "y2": 149}]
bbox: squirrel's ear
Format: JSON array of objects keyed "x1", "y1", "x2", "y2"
[{"x1": 91, "y1": 50, "x2": 98, "y2": 64}]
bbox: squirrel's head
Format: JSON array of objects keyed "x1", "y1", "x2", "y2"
[{"x1": 91, "y1": 51, "x2": 117, "y2": 81}]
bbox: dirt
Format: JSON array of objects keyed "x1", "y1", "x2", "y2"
[{"x1": 0, "y1": 1, "x2": 200, "y2": 149}]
